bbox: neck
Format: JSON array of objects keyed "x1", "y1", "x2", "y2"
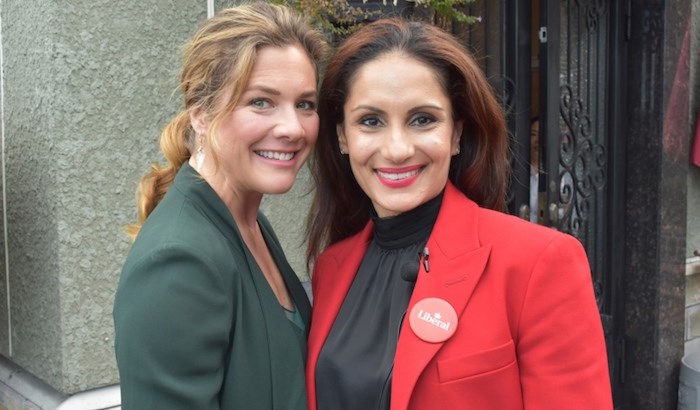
[{"x1": 191, "y1": 157, "x2": 263, "y2": 229}]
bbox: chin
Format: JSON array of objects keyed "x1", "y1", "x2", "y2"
[
  {"x1": 376, "y1": 201, "x2": 421, "y2": 217},
  {"x1": 263, "y1": 182, "x2": 296, "y2": 195}
]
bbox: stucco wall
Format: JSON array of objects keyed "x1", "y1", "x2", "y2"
[
  {"x1": 3, "y1": 0, "x2": 65, "y2": 388},
  {"x1": 2, "y1": 0, "x2": 206, "y2": 394}
]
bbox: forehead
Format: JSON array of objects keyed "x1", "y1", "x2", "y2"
[
  {"x1": 250, "y1": 44, "x2": 315, "y2": 79},
  {"x1": 217, "y1": 45, "x2": 316, "y2": 112},
  {"x1": 345, "y1": 52, "x2": 449, "y2": 104}
]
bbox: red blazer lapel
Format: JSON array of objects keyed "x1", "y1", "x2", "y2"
[
  {"x1": 391, "y1": 183, "x2": 492, "y2": 410},
  {"x1": 306, "y1": 223, "x2": 374, "y2": 410}
]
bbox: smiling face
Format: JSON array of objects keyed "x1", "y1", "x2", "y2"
[
  {"x1": 337, "y1": 52, "x2": 462, "y2": 218},
  {"x1": 192, "y1": 44, "x2": 319, "y2": 202}
]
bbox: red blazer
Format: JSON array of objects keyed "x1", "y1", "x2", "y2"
[{"x1": 306, "y1": 183, "x2": 613, "y2": 410}]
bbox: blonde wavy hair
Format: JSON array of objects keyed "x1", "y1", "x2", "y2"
[{"x1": 126, "y1": 2, "x2": 328, "y2": 239}]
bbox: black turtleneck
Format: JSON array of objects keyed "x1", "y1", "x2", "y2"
[{"x1": 315, "y1": 192, "x2": 443, "y2": 410}]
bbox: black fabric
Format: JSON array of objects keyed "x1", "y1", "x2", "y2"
[{"x1": 315, "y1": 192, "x2": 443, "y2": 410}]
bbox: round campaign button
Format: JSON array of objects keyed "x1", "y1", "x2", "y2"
[{"x1": 408, "y1": 297, "x2": 458, "y2": 343}]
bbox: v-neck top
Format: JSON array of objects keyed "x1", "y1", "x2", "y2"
[
  {"x1": 285, "y1": 303, "x2": 307, "y2": 362},
  {"x1": 315, "y1": 192, "x2": 443, "y2": 410}
]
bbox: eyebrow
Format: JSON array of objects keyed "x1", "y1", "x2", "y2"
[
  {"x1": 349, "y1": 104, "x2": 445, "y2": 113},
  {"x1": 350, "y1": 104, "x2": 384, "y2": 114}
]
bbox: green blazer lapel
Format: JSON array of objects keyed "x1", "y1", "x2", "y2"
[
  {"x1": 241, "y1": 229, "x2": 308, "y2": 407},
  {"x1": 258, "y1": 216, "x2": 312, "y2": 328}
]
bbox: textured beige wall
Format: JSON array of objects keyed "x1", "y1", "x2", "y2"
[
  {"x1": 2, "y1": 0, "x2": 206, "y2": 394},
  {"x1": 3, "y1": 0, "x2": 71, "y2": 390}
]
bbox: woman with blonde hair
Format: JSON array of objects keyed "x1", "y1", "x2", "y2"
[{"x1": 113, "y1": 3, "x2": 328, "y2": 409}]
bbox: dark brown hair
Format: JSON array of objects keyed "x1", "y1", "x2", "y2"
[{"x1": 305, "y1": 17, "x2": 508, "y2": 265}]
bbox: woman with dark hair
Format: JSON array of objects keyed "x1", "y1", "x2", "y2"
[
  {"x1": 305, "y1": 18, "x2": 612, "y2": 409},
  {"x1": 113, "y1": 3, "x2": 328, "y2": 409}
]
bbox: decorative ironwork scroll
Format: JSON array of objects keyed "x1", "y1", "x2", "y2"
[{"x1": 558, "y1": 84, "x2": 606, "y2": 238}]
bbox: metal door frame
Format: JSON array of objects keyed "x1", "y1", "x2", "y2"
[{"x1": 538, "y1": 0, "x2": 627, "y2": 405}]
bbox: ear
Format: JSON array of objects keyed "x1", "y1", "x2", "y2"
[
  {"x1": 189, "y1": 107, "x2": 209, "y2": 135},
  {"x1": 337, "y1": 123, "x2": 349, "y2": 154},
  {"x1": 451, "y1": 120, "x2": 463, "y2": 153}
]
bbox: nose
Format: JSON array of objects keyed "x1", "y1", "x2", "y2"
[
  {"x1": 274, "y1": 106, "x2": 305, "y2": 141},
  {"x1": 381, "y1": 124, "x2": 414, "y2": 163}
]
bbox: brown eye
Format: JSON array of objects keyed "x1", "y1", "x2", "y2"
[
  {"x1": 410, "y1": 114, "x2": 436, "y2": 126},
  {"x1": 360, "y1": 116, "x2": 382, "y2": 127}
]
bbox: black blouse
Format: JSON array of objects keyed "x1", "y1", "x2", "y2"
[{"x1": 315, "y1": 192, "x2": 443, "y2": 410}]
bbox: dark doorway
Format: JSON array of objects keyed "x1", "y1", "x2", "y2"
[{"x1": 455, "y1": 0, "x2": 627, "y2": 406}]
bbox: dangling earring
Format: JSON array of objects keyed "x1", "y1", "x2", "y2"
[{"x1": 195, "y1": 135, "x2": 205, "y2": 170}]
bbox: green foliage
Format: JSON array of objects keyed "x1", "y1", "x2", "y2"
[
  {"x1": 271, "y1": 0, "x2": 377, "y2": 36},
  {"x1": 412, "y1": 0, "x2": 479, "y2": 25},
  {"x1": 272, "y1": 0, "x2": 479, "y2": 37}
]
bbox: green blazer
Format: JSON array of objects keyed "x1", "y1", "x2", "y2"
[{"x1": 114, "y1": 163, "x2": 311, "y2": 409}]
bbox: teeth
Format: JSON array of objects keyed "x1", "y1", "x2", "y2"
[
  {"x1": 377, "y1": 168, "x2": 420, "y2": 180},
  {"x1": 256, "y1": 151, "x2": 294, "y2": 161}
]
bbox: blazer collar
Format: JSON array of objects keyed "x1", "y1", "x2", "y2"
[
  {"x1": 390, "y1": 182, "x2": 491, "y2": 410},
  {"x1": 175, "y1": 163, "x2": 311, "y2": 321}
]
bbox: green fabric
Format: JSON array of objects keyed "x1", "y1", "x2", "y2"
[
  {"x1": 113, "y1": 163, "x2": 310, "y2": 410},
  {"x1": 284, "y1": 305, "x2": 305, "y2": 333},
  {"x1": 284, "y1": 305, "x2": 306, "y2": 363}
]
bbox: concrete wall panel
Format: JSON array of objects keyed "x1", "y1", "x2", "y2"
[{"x1": 2, "y1": 0, "x2": 206, "y2": 394}]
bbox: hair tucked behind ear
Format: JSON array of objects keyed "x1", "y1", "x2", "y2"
[{"x1": 125, "y1": 1, "x2": 328, "y2": 240}]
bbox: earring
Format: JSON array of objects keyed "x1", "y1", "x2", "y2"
[
  {"x1": 340, "y1": 147, "x2": 347, "y2": 155},
  {"x1": 195, "y1": 135, "x2": 205, "y2": 170},
  {"x1": 455, "y1": 146, "x2": 460, "y2": 155}
]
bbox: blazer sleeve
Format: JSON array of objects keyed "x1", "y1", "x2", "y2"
[
  {"x1": 515, "y1": 233, "x2": 613, "y2": 409},
  {"x1": 114, "y1": 243, "x2": 233, "y2": 410}
]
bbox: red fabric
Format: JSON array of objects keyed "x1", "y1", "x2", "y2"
[
  {"x1": 692, "y1": 110, "x2": 700, "y2": 167},
  {"x1": 306, "y1": 183, "x2": 613, "y2": 410},
  {"x1": 662, "y1": 20, "x2": 690, "y2": 159}
]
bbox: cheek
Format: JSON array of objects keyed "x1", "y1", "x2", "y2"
[
  {"x1": 348, "y1": 160, "x2": 372, "y2": 186},
  {"x1": 346, "y1": 132, "x2": 375, "y2": 152},
  {"x1": 424, "y1": 137, "x2": 453, "y2": 156},
  {"x1": 302, "y1": 115, "x2": 320, "y2": 141}
]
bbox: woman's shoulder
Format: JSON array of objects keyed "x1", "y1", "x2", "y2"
[
  {"x1": 123, "y1": 192, "x2": 245, "y2": 282},
  {"x1": 477, "y1": 207, "x2": 560, "y2": 240},
  {"x1": 474, "y1": 206, "x2": 586, "y2": 266},
  {"x1": 463, "y1": 207, "x2": 586, "y2": 273},
  {"x1": 443, "y1": 183, "x2": 567, "y2": 248}
]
